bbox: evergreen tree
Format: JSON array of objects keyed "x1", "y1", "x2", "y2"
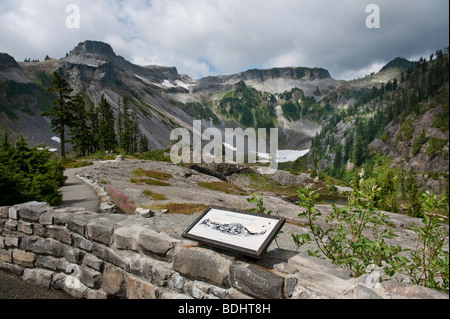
[
  {"x1": 381, "y1": 170, "x2": 396, "y2": 198},
  {"x1": 130, "y1": 108, "x2": 140, "y2": 152},
  {"x1": 393, "y1": 78, "x2": 398, "y2": 91},
  {"x1": 310, "y1": 147, "x2": 318, "y2": 178},
  {"x1": 412, "y1": 129, "x2": 427, "y2": 155},
  {"x1": 343, "y1": 134, "x2": 353, "y2": 164},
  {"x1": 352, "y1": 132, "x2": 365, "y2": 167},
  {"x1": 138, "y1": 134, "x2": 149, "y2": 153},
  {"x1": 407, "y1": 170, "x2": 422, "y2": 217},
  {"x1": 115, "y1": 95, "x2": 140, "y2": 153},
  {"x1": 41, "y1": 71, "x2": 73, "y2": 159},
  {"x1": 400, "y1": 167, "x2": 406, "y2": 198},
  {"x1": 117, "y1": 97, "x2": 124, "y2": 149},
  {"x1": 97, "y1": 95, "x2": 116, "y2": 152},
  {"x1": 1, "y1": 123, "x2": 10, "y2": 150},
  {"x1": 68, "y1": 93, "x2": 91, "y2": 157},
  {"x1": 352, "y1": 166, "x2": 360, "y2": 191},
  {"x1": 120, "y1": 95, "x2": 132, "y2": 152},
  {"x1": 333, "y1": 143, "x2": 343, "y2": 178},
  {"x1": 86, "y1": 103, "x2": 100, "y2": 154},
  {"x1": 0, "y1": 125, "x2": 25, "y2": 204},
  {"x1": 367, "y1": 117, "x2": 377, "y2": 142},
  {"x1": 408, "y1": 90, "x2": 419, "y2": 115},
  {"x1": 0, "y1": 126, "x2": 65, "y2": 206}
]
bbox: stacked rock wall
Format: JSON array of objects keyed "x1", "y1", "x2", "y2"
[{"x1": 0, "y1": 202, "x2": 447, "y2": 299}]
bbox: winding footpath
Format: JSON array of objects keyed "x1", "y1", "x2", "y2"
[{"x1": 57, "y1": 167, "x2": 101, "y2": 212}]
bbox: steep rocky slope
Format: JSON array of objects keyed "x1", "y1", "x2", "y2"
[
  {"x1": 311, "y1": 52, "x2": 449, "y2": 195},
  {"x1": 1, "y1": 41, "x2": 338, "y2": 151}
]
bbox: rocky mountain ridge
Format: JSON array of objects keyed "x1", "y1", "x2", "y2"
[
  {"x1": 64, "y1": 41, "x2": 184, "y2": 83},
  {"x1": 0, "y1": 40, "x2": 344, "y2": 151},
  {"x1": 0, "y1": 40, "x2": 421, "y2": 161},
  {"x1": 189, "y1": 66, "x2": 336, "y2": 94}
]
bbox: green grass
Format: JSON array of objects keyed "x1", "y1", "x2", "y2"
[
  {"x1": 197, "y1": 181, "x2": 247, "y2": 196},
  {"x1": 129, "y1": 178, "x2": 170, "y2": 187},
  {"x1": 132, "y1": 168, "x2": 172, "y2": 180},
  {"x1": 150, "y1": 203, "x2": 209, "y2": 215},
  {"x1": 238, "y1": 172, "x2": 299, "y2": 197},
  {"x1": 137, "y1": 150, "x2": 172, "y2": 162},
  {"x1": 142, "y1": 190, "x2": 167, "y2": 200},
  {"x1": 129, "y1": 167, "x2": 172, "y2": 186},
  {"x1": 60, "y1": 158, "x2": 94, "y2": 169}
]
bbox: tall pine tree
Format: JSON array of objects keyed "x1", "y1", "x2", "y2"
[
  {"x1": 130, "y1": 107, "x2": 139, "y2": 152},
  {"x1": 119, "y1": 95, "x2": 132, "y2": 152},
  {"x1": 41, "y1": 71, "x2": 73, "y2": 159},
  {"x1": 86, "y1": 102, "x2": 100, "y2": 154},
  {"x1": 352, "y1": 133, "x2": 365, "y2": 167},
  {"x1": 97, "y1": 95, "x2": 116, "y2": 152},
  {"x1": 68, "y1": 93, "x2": 91, "y2": 157},
  {"x1": 407, "y1": 169, "x2": 422, "y2": 217},
  {"x1": 118, "y1": 95, "x2": 141, "y2": 153}
]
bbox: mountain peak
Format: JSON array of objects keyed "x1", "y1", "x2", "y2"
[
  {"x1": 78, "y1": 41, "x2": 116, "y2": 57},
  {"x1": 64, "y1": 40, "x2": 117, "y2": 67},
  {"x1": 380, "y1": 57, "x2": 418, "y2": 72},
  {"x1": 0, "y1": 53, "x2": 20, "y2": 71}
]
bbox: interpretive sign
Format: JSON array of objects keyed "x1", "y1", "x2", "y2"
[{"x1": 182, "y1": 207, "x2": 285, "y2": 259}]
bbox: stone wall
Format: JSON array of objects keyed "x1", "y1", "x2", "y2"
[{"x1": 0, "y1": 202, "x2": 447, "y2": 299}]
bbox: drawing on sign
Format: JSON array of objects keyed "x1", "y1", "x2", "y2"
[
  {"x1": 200, "y1": 218, "x2": 267, "y2": 237},
  {"x1": 182, "y1": 207, "x2": 285, "y2": 259}
]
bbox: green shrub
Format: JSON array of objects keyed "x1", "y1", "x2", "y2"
[
  {"x1": 426, "y1": 137, "x2": 448, "y2": 157},
  {"x1": 292, "y1": 186, "x2": 402, "y2": 277},
  {"x1": 247, "y1": 192, "x2": 282, "y2": 248},
  {"x1": 412, "y1": 129, "x2": 427, "y2": 155},
  {"x1": 405, "y1": 192, "x2": 449, "y2": 293},
  {"x1": 0, "y1": 128, "x2": 66, "y2": 206},
  {"x1": 291, "y1": 186, "x2": 449, "y2": 293},
  {"x1": 138, "y1": 150, "x2": 171, "y2": 162}
]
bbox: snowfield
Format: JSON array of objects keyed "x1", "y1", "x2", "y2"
[{"x1": 256, "y1": 149, "x2": 310, "y2": 163}]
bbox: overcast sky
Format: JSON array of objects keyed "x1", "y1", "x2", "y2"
[{"x1": 0, "y1": 0, "x2": 448, "y2": 80}]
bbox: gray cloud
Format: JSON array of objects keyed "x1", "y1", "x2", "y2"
[{"x1": 0, "y1": 0, "x2": 448, "y2": 80}]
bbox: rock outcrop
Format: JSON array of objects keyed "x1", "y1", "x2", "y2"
[{"x1": 192, "y1": 66, "x2": 332, "y2": 94}]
